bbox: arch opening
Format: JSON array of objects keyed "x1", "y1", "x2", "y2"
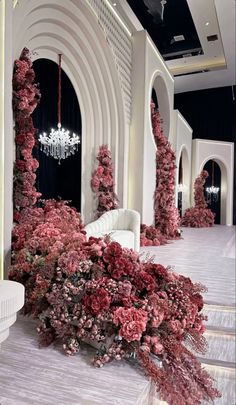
[
  {"x1": 32, "y1": 58, "x2": 82, "y2": 211},
  {"x1": 201, "y1": 157, "x2": 227, "y2": 225},
  {"x1": 151, "y1": 74, "x2": 170, "y2": 139},
  {"x1": 177, "y1": 146, "x2": 190, "y2": 216},
  {"x1": 203, "y1": 159, "x2": 222, "y2": 224}
]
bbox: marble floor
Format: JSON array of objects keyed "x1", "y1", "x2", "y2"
[{"x1": 0, "y1": 226, "x2": 235, "y2": 405}]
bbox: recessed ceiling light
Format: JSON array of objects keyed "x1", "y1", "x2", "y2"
[
  {"x1": 113, "y1": 2, "x2": 117, "y2": 5},
  {"x1": 205, "y1": 22, "x2": 210, "y2": 26}
]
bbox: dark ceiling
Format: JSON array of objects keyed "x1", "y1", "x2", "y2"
[{"x1": 127, "y1": 0, "x2": 203, "y2": 60}]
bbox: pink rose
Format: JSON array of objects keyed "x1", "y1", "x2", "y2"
[{"x1": 120, "y1": 320, "x2": 146, "y2": 342}]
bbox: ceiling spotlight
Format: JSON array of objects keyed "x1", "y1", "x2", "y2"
[
  {"x1": 205, "y1": 22, "x2": 210, "y2": 26},
  {"x1": 113, "y1": 2, "x2": 117, "y2": 5}
]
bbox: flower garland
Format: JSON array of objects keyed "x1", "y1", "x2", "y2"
[
  {"x1": 181, "y1": 170, "x2": 215, "y2": 227},
  {"x1": 91, "y1": 145, "x2": 119, "y2": 217},
  {"x1": 12, "y1": 48, "x2": 41, "y2": 220}
]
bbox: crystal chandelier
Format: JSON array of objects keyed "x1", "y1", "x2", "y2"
[
  {"x1": 206, "y1": 161, "x2": 219, "y2": 203},
  {"x1": 39, "y1": 54, "x2": 80, "y2": 164}
]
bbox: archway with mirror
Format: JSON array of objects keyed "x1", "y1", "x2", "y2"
[{"x1": 32, "y1": 58, "x2": 82, "y2": 212}]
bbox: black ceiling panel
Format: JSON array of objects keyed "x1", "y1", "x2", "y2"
[{"x1": 127, "y1": 0, "x2": 203, "y2": 60}]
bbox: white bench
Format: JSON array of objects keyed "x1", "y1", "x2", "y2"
[
  {"x1": 0, "y1": 280, "x2": 25, "y2": 347},
  {"x1": 85, "y1": 209, "x2": 140, "y2": 251}
]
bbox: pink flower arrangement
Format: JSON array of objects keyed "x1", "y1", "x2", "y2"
[
  {"x1": 140, "y1": 103, "x2": 181, "y2": 246},
  {"x1": 13, "y1": 48, "x2": 41, "y2": 214},
  {"x1": 140, "y1": 224, "x2": 167, "y2": 246},
  {"x1": 181, "y1": 170, "x2": 215, "y2": 227},
  {"x1": 9, "y1": 227, "x2": 220, "y2": 404},
  {"x1": 91, "y1": 145, "x2": 119, "y2": 217},
  {"x1": 152, "y1": 102, "x2": 181, "y2": 239}
]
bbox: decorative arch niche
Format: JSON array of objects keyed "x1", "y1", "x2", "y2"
[
  {"x1": 203, "y1": 159, "x2": 221, "y2": 224},
  {"x1": 11, "y1": 0, "x2": 128, "y2": 223},
  {"x1": 177, "y1": 146, "x2": 191, "y2": 216},
  {"x1": 192, "y1": 139, "x2": 234, "y2": 226},
  {"x1": 199, "y1": 157, "x2": 231, "y2": 226},
  {"x1": 32, "y1": 58, "x2": 82, "y2": 211},
  {"x1": 151, "y1": 73, "x2": 170, "y2": 138}
]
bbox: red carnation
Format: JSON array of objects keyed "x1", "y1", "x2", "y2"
[
  {"x1": 84, "y1": 288, "x2": 111, "y2": 315},
  {"x1": 103, "y1": 241, "x2": 123, "y2": 263}
]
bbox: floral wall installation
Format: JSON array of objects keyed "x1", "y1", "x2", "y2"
[
  {"x1": 152, "y1": 102, "x2": 181, "y2": 239},
  {"x1": 91, "y1": 145, "x2": 119, "y2": 218},
  {"x1": 12, "y1": 48, "x2": 41, "y2": 220},
  {"x1": 181, "y1": 170, "x2": 215, "y2": 227},
  {"x1": 140, "y1": 103, "x2": 180, "y2": 247}
]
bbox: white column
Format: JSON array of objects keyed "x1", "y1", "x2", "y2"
[{"x1": 0, "y1": 0, "x2": 13, "y2": 280}]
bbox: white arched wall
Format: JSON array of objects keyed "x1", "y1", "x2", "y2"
[
  {"x1": 174, "y1": 110, "x2": 193, "y2": 214},
  {"x1": 11, "y1": 0, "x2": 129, "y2": 224},
  {"x1": 192, "y1": 139, "x2": 234, "y2": 225},
  {"x1": 128, "y1": 30, "x2": 174, "y2": 224}
]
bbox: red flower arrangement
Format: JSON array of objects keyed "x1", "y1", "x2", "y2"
[
  {"x1": 152, "y1": 102, "x2": 180, "y2": 239},
  {"x1": 13, "y1": 48, "x2": 41, "y2": 216},
  {"x1": 140, "y1": 103, "x2": 180, "y2": 246},
  {"x1": 91, "y1": 145, "x2": 119, "y2": 217},
  {"x1": 140, "y1": 224, "x2": 167, "y2": 246},
  {"x1": 181, "y1": 170, "x2": 215, "y2": 227},
  {"x1": 9, "y1": 228, "x2": 220, "y2": 404}
]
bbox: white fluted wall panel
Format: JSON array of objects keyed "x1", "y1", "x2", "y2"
[{"x1": 87, "y1": 0, "x2": 132, "y2": 123}]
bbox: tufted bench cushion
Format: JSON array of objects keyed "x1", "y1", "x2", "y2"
[{"x1": 85, "y1": 209, "x2": 140, "y2": 251}]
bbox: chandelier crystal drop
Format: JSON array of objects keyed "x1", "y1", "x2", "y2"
[{"x1": 38, "y1": 54, "x2": 80, "y2": 164}]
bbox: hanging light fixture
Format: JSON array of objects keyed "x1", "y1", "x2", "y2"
[
  {"x1": 177, "y1": 154, "x2": 187, "y2": 193},
  {"x1": 39, "y1": 54, "x2": 80, "y2": 164},
  {"x1": 160, "y1": 0, "x2": 167, "y2": 20},
  {"x1": 206, "y1": 160, "x2": 219, "y2": 203}
]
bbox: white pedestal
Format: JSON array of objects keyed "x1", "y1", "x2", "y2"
[{"x1": 0, "y1": 280, "x2": 24, "y2": 346}]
